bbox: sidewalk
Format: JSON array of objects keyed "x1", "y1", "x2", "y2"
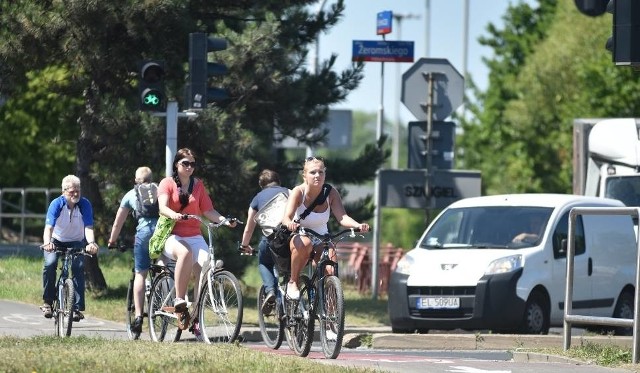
[{"x1": 240, "y1": 324, "x2": 634, "y2": 351}]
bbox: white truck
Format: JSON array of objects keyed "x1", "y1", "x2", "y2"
[{"x1": 573, "y1": 118, "x2": 640, "y2": 206}]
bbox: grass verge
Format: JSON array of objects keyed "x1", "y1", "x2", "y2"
[
  {"x1": 0, "y1": 335, "x2": 376, "y2": 372},
  {"x1": 0, "y1": 251, "x2": 389, "y2": 326}
]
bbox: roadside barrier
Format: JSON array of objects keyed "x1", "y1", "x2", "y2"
[
  {"x1": 335, "y1": 242, "x2": 404, "y2": 295},
  {"x1": 565, "y1": 206, "x2": 640, "y2": 364}
]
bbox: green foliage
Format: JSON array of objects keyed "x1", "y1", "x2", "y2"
[
  {"x1": 0, "y1": 66, "x2": 81, "y2": 187},
  {"x1": 460, "y1": 0, "x2": 640, "y2": 195},
  {"x1": 0, "y1": 1, "x2": 386, "y2": 276},
  {"x1": 380, "y1": 208, "x2": 427, "y2": 250}
]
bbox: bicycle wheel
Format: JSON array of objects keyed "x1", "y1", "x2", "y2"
[
  {"x1": 198, "y1": 270, "x2": 243, "y2": 343},
  {"x1": 285, "y1": 275, "x2": 314, "y2": 357},
  {"x1": 257, "y1": 285, "x2": 284, "y2": 349},
  {"x1": 57, "y1": 278, "x2": 75, "y2": 337},
  {"x1": 319, "y1": 275, "x2": 345, "y2": 359},
  {"x1": 148, "y1": 272, "x2": 181, "y2": 342},
  {"x1": 125, "y1": 277, "x2": 138, "y2": 340}
]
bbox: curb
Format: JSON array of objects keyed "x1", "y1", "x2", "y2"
[{"x1": 512, "y1": 351, "x2": 593, "y2": 365}]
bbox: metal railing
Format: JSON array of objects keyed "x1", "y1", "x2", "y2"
[
  {"x1": 564, "y1": 206, "x2": 640, "y2": 363},
  {"x1": 0, "y1": 187, "x2": 59, "y2": 244}
]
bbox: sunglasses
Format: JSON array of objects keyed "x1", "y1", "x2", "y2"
[
  {"x1": 305, "y1": 156, "x2": 324, "y2": 162},
  {"x1": 179, "y1": 160, "x2": 197, "y2": 168}
]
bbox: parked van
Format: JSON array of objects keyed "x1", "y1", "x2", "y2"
[{"x1": 388, "y1": 194, "x2": 637, "y2": 334}]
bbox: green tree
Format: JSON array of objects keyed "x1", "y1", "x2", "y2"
[
  {"x1": 459, "y1": 0, "x2": 640, "y2": 195},
  {"x1": 0, "y1": 1, "x2": 386, "y2": 287}
]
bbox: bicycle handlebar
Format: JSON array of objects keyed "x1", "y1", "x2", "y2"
[
  {"x1": 40, "y1": 244, "x2": 92, "y2": 256},
  {"x1": 297, "y1": 227, "x2": 365, "y2": 242},
  {"x1": 107, "y1": 243, "x2": 128, "y2": 252},
  {"x1": 180, "y1": 214, "x2": 244, "y2": 227}
]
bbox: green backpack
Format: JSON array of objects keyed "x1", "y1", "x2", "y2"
[{"x1": 148, "y1": 216, "x2": 176, "y2": 259}]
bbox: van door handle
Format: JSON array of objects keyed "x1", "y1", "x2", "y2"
[{"x1": 588, "y1": 257, "x2": 593, "y2": 276}]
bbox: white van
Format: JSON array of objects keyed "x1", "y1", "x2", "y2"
[{"x1": 388, "y1": 194, "x2": 637, "y2": 334}]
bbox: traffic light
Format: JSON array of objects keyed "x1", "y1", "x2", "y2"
[
  {"x1": 138, "y1": 60, "x2": 166, "y2": 112},
  {"x1": 606, "y1": 0, "x2": 640, "y2": 65},
  {"x1": 407, "y1": 121, "x2": 455, "y2": 170},
  {"x1": 186, "y1": 32, "x2": 229, "y2": 110},
  {"x1": 574, "y1": 0, "x2": 608, "y2": 17}
]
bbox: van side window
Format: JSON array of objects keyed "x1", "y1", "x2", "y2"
[{"x1": 552, "y1": 211, "x2": 585, "y2": 258}]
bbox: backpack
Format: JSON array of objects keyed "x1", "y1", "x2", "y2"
[{"x1": 134, "y1": 183, "x2": 159, "y2": 218}]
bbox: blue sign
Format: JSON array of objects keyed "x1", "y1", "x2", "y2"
[
  {"x1": 352, "y1": 40, "x2": 414, "y2": 63},
  {"x1": 377, "y1": 10, "x2": 392, "y2": 35}
]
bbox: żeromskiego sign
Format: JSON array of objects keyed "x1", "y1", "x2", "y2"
[{"x1": 352, "y1": 40, "x2": 414, "y2": 63}]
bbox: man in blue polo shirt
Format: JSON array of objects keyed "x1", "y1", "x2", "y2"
[{"x1": 41, "y1": 175, "x2": 99, "y2": 320}]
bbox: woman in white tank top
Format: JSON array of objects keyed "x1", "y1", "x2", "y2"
[{"x1": 281, "y1": 157, "x2": 370, "y2": 299}]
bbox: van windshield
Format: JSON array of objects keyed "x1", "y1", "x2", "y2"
[{"x1": 419, "y1": 206, "x2": 553, "y2": 250}]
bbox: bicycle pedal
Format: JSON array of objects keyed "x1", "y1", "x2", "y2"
[{"x1": 177, "y1": 311, "x2": 190, "y2": 330}]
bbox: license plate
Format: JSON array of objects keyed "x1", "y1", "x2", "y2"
[{"x1": 416, "y1": 296, "x2": 460, "y2": 309}]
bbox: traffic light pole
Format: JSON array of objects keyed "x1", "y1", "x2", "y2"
[{"x1": 152, "y1": 101, "x2": 197, "y2": 177}]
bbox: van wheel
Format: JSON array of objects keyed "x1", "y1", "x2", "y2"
[
  {"x1": 613, "y1": 290, "x2": 634, "y2": 336},
  {"x1": 520, "y1": 291, "x2": 549, "y2": 334}
]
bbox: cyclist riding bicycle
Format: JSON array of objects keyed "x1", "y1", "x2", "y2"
[
  {"x1": 157, "y1": 148, "x2": 237, "y2": 316},
  {"x1": 107, "y1": 166, "x2": 159, "y2": 335},
  {"x1": 239, "y1": 169, "x2": 289, "y2": 314},
  {"x1": 281, "y1": 156, "x2": 369, "y2": 300},
  {"x1": 41, "y1": 175, "x2": 99, "y2": 321}
]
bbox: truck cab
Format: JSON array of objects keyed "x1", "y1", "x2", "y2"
[{"x1": 574, "y1": 118, "x2": 640, "y2": 207}]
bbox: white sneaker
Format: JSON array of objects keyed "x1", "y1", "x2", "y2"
[
  {"x1": 325, "y1": 329, "x2": 337, "y2": 341},
  {"x1": 286, "y1": 285, "x2": 300, "y2": 300},
  {"x1": 174, "y1": 298, "x2": 187, "y2": 312}
]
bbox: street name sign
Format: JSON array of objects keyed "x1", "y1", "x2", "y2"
[{"x1": 352, "y1": 40, "x2": 414, "y2": 63}]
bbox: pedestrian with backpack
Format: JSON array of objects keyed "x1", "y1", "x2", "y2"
[{"x1": 107, "y1": 166, "x2": 159, "y2": 335}]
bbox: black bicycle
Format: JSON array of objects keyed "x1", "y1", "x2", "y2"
[
  {"x1": 259, "y1": 226, "x2": 363, "y2": 358},
  {"x1": 108, "y1": 243, "x2": 159, "y2": 340},
  {"x1": 41, "y1": 243, "x2": 91, "y2": 337}
]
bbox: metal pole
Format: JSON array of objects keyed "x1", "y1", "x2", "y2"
[
  {"x1": 376, "y1": 65, "x2": 385, "y2": 141},
  {"x1": 633, "y1": 207, "x2": 640, "y2": 363},
  {"x1": 393, "y1": 13, "x2": 420, "y2": 169},
  {"x1": 392, "y1": 18, "x2": 403, "y2": 169},
  {"x1": 563, "y1": 208, "x2": 577, "y2": 350},
  {"x1": 462, "y1": 0, "x2": 469, "y2": 117},
  {"x1": 165, "y1": 101, "x2": 178, "y2": 177},
  {"x1": 372, "y1": 170, "x2": 382, "y2": 299},
  {"x1": 425, "y1": 0, "x2": 431, "y2": 57},
  {"x1": 372, "y1": 35, "x2": 386, "y2": 299},
  {"x1": 423, "y1": 72, "x2": 437, "y2": 223}
]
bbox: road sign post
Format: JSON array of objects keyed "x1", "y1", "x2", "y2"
[{"x1": 401, "y1": 58, "x2": 464, "y2": 223}]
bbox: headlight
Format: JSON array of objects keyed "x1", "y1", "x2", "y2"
[
  {"x1": 394, "y1": 255, "x2": 414, "y2": 275},
  {"x1": 485, "y1": 254, "x2": 523, "y2": 275}
]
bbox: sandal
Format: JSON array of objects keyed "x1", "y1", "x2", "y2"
[{"x1": 40, "y1": 303, "x2": 52, "y2": 319}]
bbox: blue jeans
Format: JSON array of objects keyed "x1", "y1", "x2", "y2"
[
  {"x1": 134, "y1": 225, "x2": 153, "y2": 273},
  {"x1": 258, "y1": 237, "x2": 278, "y2": 295},
  {"x1": 42, "y1": 240, "x2": 86, "y2": 311}
]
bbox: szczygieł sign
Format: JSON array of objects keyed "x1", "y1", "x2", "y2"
[
  {"x1": 378, "y1": 169, "x2": 481, "y2": 209},
  {"x1": 377, "y1": 10, "x2": 392, "y2": 35},
  {"x1": 352, "y1": 40, "x2": 414, "y2": 63}
]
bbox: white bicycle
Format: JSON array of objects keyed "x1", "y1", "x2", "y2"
[{"x1": 147, "y1": 215, "x2": 244, "y2": 343}]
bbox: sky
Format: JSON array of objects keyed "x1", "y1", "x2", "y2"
[{"x1": 312, "y1": 0, "x2": 527, "y2": 126}]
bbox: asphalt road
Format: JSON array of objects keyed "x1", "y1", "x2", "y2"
[{"x1": 0, "y1": 299, "x2": 636, "y2": 373}]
